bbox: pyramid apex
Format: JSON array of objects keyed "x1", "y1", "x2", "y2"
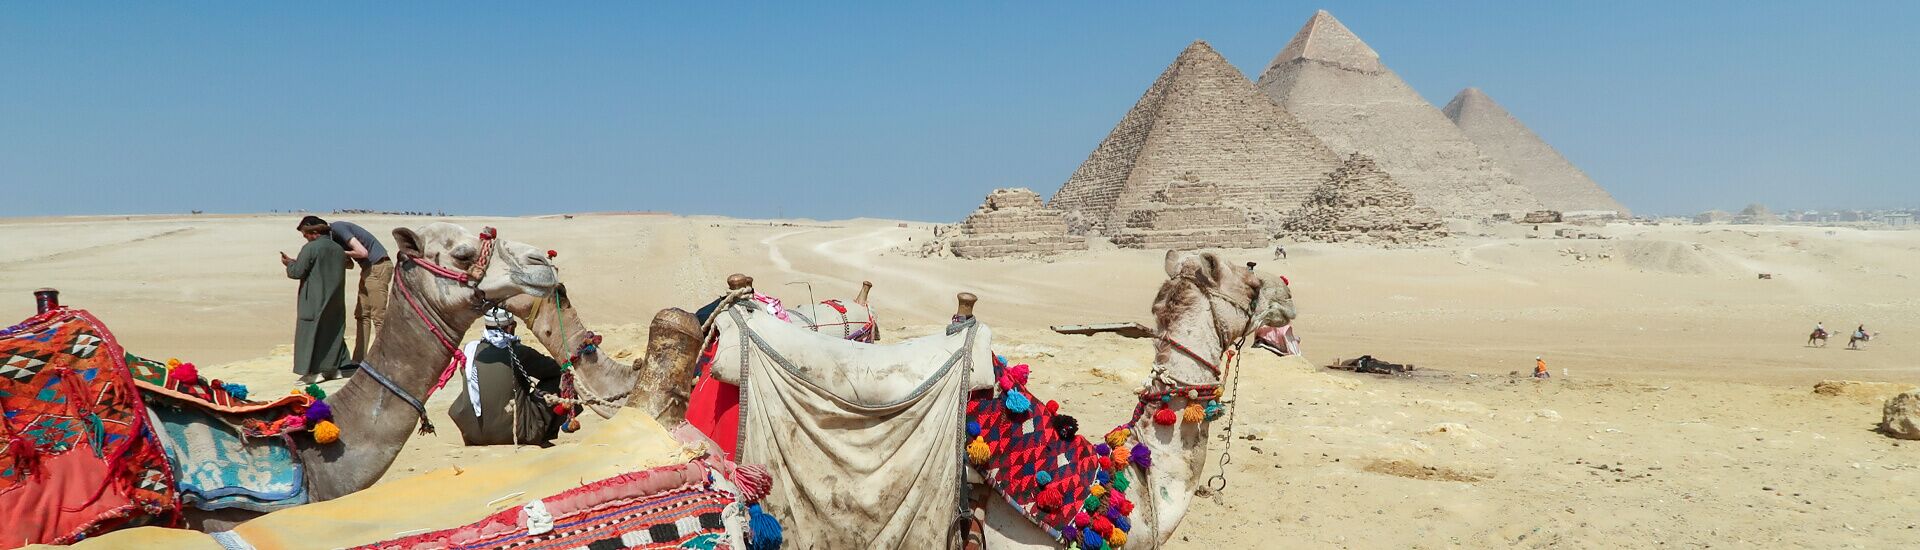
[
  {"x1": 1442, "y1": 87, "x2": 1506, "y2": 122},
  {"x1": 1270, "y1": 9, "x2": 1382, "y2": 72}
]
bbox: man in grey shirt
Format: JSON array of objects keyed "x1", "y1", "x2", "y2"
[{"x1": 322, "y1": 218, "x2": 393, "y2": 363}]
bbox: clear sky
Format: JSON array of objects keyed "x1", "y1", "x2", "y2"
[{"x1": 4, "y1": 2, "x2": 1916, "y2": 220}]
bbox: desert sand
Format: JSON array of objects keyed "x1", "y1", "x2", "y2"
[{"x1": 3, "y1": 213, "x2": 1916, "y2": 547}]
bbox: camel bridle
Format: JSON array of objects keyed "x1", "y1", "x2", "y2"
[{"x1": 357, "y1": 226, "x2": 505, "y2": 436}]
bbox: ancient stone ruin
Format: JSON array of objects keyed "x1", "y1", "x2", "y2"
[
  {"x1": 1257, "y1": 10, "x2": 1540, "y2": 216},
  {"x1": 1051, "y1": 40, "x2": 1340, "y2": 235},
  {"x1": 1736, "y1": 203, "x2": 1779, "y2": 224},
  {"x1": 947, "y1": 188, "x2": 1086, "y2": 258},
  {"x1": 1444, "y1": 88, "x2": 1628, "y2": 215},
  {"x1": 1111, "y1": 175, "x2": 1268, "y2": 250},
  {"x1": 1281, "y1": 153, "x2": 1445, "y2": 243},
  {"x1": 1694, "y1": 210, "x2": 1732, "y2": 224}
]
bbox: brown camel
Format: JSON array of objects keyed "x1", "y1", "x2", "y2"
[
  {"x1": 187, "y1": 223, "x2": 560, "y2": 530},
  {"x1": 499, "y1": 284, "x2": 645, "y2": 420}
]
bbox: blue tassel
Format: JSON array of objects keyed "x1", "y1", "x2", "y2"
[
  {"x1": 1095, "y1": 470, "x2": 1110, "y2": 485},
  {"x1": 225, "y1": 383, "x2": 249, "y2": 401},
  {"x1": 1081, "y1": 527, "x2": 1104, "y2": 549},
  {"x1": 747, "y1": 504, "x2": 783, "y2": 550},
  {"x1": 1005, "y1": 391, "x2": 1031, "y2": 414},
  {"x1": 1036, "y1": 470, "x2": 1053, "y2": 484},
  {"x1": 1204, "y1": 399, "x2": 1224, "y2": 421},
  {"x1": 967, "y1": 421, "x2": 981, "y2": 437}
]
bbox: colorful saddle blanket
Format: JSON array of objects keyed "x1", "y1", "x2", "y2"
[
  {"x1": 0, "y1": 309, "x2": 179, "y2": 546},
  {"x1": 967, "y1": 355, "x2": 1136, "y2": 548},
  {"x1": 352, "y1": 462, "x2": 731, "y2": 550},
  {"x1": 126, "y1": 354, "x2": 317, "y2": 512}
]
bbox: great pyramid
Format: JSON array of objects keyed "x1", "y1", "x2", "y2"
[
  {"x1": 1051, "y1": 40, "x2": 1341, "y2": 235},
  {"x1": 1443, "y1": 87, "x2": 1627, "y2": 215},
  {"x1": 1256, "y1": 10, "x2": 1539, "y2": 216}
]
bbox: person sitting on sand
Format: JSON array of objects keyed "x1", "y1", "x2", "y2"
[
  {"x1": 1534, "y1": 356, "x2": 1550, "y2": 379},
  {"x1": 282, "y1": 216, "x2": 350, "y2": 384},
  {"x1": 448, "y1": 307, "x2": 569, "y2": 447}
]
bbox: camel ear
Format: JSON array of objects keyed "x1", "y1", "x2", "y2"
[
  {"x1": 1194, "y1": 252, "x2": 1224, "y2": 287},
  {"x1": 1163, "y1": 250, "x2": 1186, "y2": 278},
  {"x1": 391, "y1": 227, "x2": 424, "y2": 259}
]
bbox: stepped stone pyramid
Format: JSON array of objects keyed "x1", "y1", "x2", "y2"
[
  {"x1": 949, "y1": 188, "x2": 1086, "y2": 258},
  {"x1": 1110, "y1": 175, "x2": 1269, "y2": 250},
  {"x1": 1442, "y1": 87, "x2": 1627, "y2": 215},
  {"x1": 1256, "y1": 10, "x2": 1539, "y2": 216},
  {"x1": 1283, "y1": 152, "x2": 1445, "y2": 243},
  {"x1": 1051, "y1": 40, "x2": 1341, "y2": 235}
]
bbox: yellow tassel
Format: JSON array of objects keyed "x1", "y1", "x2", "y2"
[
  {"x1": 1090, "y1": 485, "x2": 1107, "y2": 497},
  {"x1": 166, "y1": 358, "x2": 181, "y2": 368},
  {"x1": 967, "y1": 436, "x2": 991, "y2": 464},
  {"x1": 1182, "y1": 402, "x2": 1205, "y2": 423},
  {"x1": 312, "y1": 420, "x2": 341, "y2": 444},
  {"x1": 1110, "y1": 529, "x2": 1127, "y2": 547},
  {"x1": 1105, "y1": 428, "x2": 1130, "y2": 449}
]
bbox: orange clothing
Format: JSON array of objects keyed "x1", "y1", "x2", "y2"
[{"x1": 1534, "y1": 359, "x2": 1547, "y2": 375}]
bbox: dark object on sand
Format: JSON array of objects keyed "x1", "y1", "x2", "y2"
[
  {"x1": 1329, "y1": 355, "x2": 1414, "y2": 374},
  {"x1": 1050, "y1": 322, "x2": 1154, "y2": 339}
]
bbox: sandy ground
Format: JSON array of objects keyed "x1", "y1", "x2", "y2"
[{"x1": 3, "y1": 213, "x2": 1916, "y2": 547}]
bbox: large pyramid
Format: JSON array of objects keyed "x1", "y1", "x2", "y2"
[
  {"x1": 1051, "y1": 40, "x2": 1341, "y2": 234},
  {"x1": 1443, "y1": 87, "x2": 1627, "y2": 215},
  {"x1": 1256, "y1": 10, "x2": 1539, "y2": 216}
]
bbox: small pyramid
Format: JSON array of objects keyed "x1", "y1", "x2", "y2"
[
  {"x1": 947, "y1": 188, "x2": 1086, "y2": 258},
  {"x1": 1257, "y1": 11, "x2": 1539, "y2": 216},
  {"x1": 1051, "y1": 40, "x2": 1341, "y2": 235},
  {"x1": 1443, "y1": 88, "x2": 1627, "y2": 215},
  {"x1": 1283, "y1": 153, "x2": 1445, "y2": 243}
]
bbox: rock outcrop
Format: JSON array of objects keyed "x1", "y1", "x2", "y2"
[
  {"x1": 1444, "y1": 87, "x2": 1628, "y2": 215},
  {"x1": 949, "y1": 188, "x2": 1086, "y2": 258},
  {"x1": 1110, "y1": 175, "x2": 1268, "y2": 250},
  {"x1": 1256, "y1": 10, "x2": 1539, "y2": 216},
  {"x1": 1051, "y1": 40, "x2": 1341, "y2": 235},
  {"x1": 1281, "y1": 153, "x2": 1445, "y2": 243},
  {"x1": 1882, "y1": 390, "x2": 1920, "y2": 440}
]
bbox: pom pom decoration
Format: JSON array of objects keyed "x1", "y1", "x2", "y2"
[
  {"x1": 966, "y1": 421, "x2": 981, "y2": 437},
  {"x1": 1090, "y1": 484, "x2": 1107, "y2": 497},
  {"x1": 171, "y1": 362, "x2": 200, "y2": 385},
  {"x1": 1045, "y1": 400, "x2": 1060, "y2": 415},
  {"x1": 1109, "y1": 529, "x2": 1128, "y2": 547},
  {"x1": 1004, "y1": 391, "x2": 1031, "y2": 414},
  {"x1": 303, "y1": 400, "x2": 333, "y2": 424},
  {"x1": 1203, "y1": 400, "x2": 1225, "y2": 421},
  {"x1": 1008, "y1": 364, "x2": 1030, "y2": 387},
  {"x1": 546, "y1": 249, "x2": 558, "y2": 259},
  {"x1": 1115, "y1": 495, "x2": 1134, "y2": 516},
  {"x1": 167, "y1": 358, "x2": 181, "y2": 368},
  {"x1": 1083, "y1": 493, "x2": 1103, "y2": 513},
  {"x1": 1105, "y1": 428, "x2": 1130, "y2": 449},
  {"x1": 1095, "y1": 470, "x2": 1110, "y2": 485},
  {"x1": 1091, "y1": 515, "x2": 1114, "y2": 537},
  {"x1": 311, "y1": 420, "x2": 340, "y2": 444},
  {"x1": 1182, "y1": 402, "x2": 1205, "y2": 423},
  {"x1": 1152, "y1": 407, "x2": 1177, "y2": 426},
  {"x1": 1073, "y1": 511, "x2": 1092, "y2": 527},
  {"x1": 730, "y1": 463, "x2": 773, "y2": 503},
  {"x1": 1080, "y1": 528, "x2": 1105, "y2": 550},
  {"x1": 1112, "y1": 470, "x2": 1131, "y2": 492},
  {"x1": 1036, "y1": 471, "x2": 1053, "y2": 485},
  {"x1": 1107, "y1": 505, "x2": 1131, "y2": 532},
  {"x1": 967, "y1": 436, "x2": 991, "y2": 465},
  {"x1": 747, "y1": 503, "x2": 784, "y2": 550},
  {"x1": 1129, "y1": 444, "x2": 1152, "y2": 469},
  {"x1": 283, "y1": 415, "x2": 307, "y2": 431},
  {"x1": 1035, "y1": 485, "x2": 1064, "y2": 511},
  {"x1": 304, "y1": 383, "x2": 326, "y2": 400},
  {"x1": 224, "y1": 383, "x2": 249, "y2": 401},
  {"x1": 1093, "y1": 443, "x2": 1111, "y2": 457},
  {"x1": 1052, "y1": 415, "x2": 1079, "y2": 439},
  {"x1": 562, "y1": 417, "x2": 581, "y2": 433},
  {"x1": 553, "y1": 403, "x2": 570, "y2": 416}
]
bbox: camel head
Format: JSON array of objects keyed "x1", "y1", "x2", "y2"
[
  {"x1": 392, "y1": 222, "x2": 560, "y2": 305},
  {"x1": 1152, "y1": 250, "x2": 1295, "y2": 380}
]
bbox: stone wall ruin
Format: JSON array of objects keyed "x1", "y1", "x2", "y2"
[{"x1": 948, "y1": 188, "x2": 1086, "y2": 258}]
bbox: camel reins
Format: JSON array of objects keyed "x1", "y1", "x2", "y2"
[{"x1": 358, "y1": 226, "x2": 503, "y2": 435}]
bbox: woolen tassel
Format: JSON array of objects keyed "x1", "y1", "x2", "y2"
[
  {"x1": 304, "y1": 383, "x2": 326, "y2": 400},
  {"x1": 1112, "y1": 470, "x2": 1130, "y2": 491},
  {"x1": 1091, "y1": 515, "x2": 1114, "y2": 537},
  {"x1": 1115, "y1": 496, "x2": 1134, "y2": 516},
  {"x1": 747, "y1": 503, "x2": 783, "y2": 550},
  {"x1": 1035, "y1": 485, "x2": 1064, "y2": 511},
  {"x1": 1152, "y1": 407, "x2": 1176, "y2": 426},
  {"x1": 966, "y1": 421, "x2": 981, "y2": 438},
  {"x1": 1109, "y1": 449, "x2": 1127, "y2": 468},
  {"x1": 1182, "y1": 402, "x2": 1205, "y2": 423},
  {"x1": 225, "y1": 383, "x2": 249, "y2": 401},
  {"x1": 1004, "y1": 391, "x2": 1031, "y2": 414},
  {"x1": 731, "y1": 463, "x2": 774, "y2": 503},
  {"x1": 1108, "y1": 528, "x2": 1128, "y2": 547},
  {"x1": 304, "y1": 400, "x2": 333, "y2": 424},
  {"x1": 1045, "y1": 400, "x2": 1060, "y2": 415},
  {"x1": 1203, "y1": 400, "x2": 1225, "y2": 421},
  {"x1": 1129, "y1": 444, "x2": 1152, "y2": 469},
  {"x1": 5, "y1": 436, "x2": 38, "y2": 476},
  {"x1": 1036, "y1": 471, "x2": 1053, "y2": 484},
  {"x1": 1107, "y1": 505, "x2": 1131, "y2": 532},
  {"x1": 1083, "y1": 493, "x2": 1103, "y2": 512},
  {"x1": 1052, "y1": 414, "x2": 1079, "y2": 439},
  {"x1": 171, "y1": 362, "x2": 199, "y2": 385},
  {"x1": 1104, "y1": 428, "x2": 1130, "y2": 449},
  {"x1": 1081, "y1": 528, "x2": 1105, "y2": 550},
  {"x1": 1095, "y1": 470, "x2": 1110, "y2": 485},
  {"x1": 967, "y1": 436, "x2": 991, "y2": 464},
  {"x1": 312, "y1": 420, "x2": 340, "y2": 444},
  {"x1": 1090, "y1": 484, "x2": 1107, "y2": 497},
  {"x1": 1073, "y1": 511, "x2": 1092, "y2": 526},
  {"x1": 1093, "y1": 442, "x2": 1110, "y2": 456},
  {"x1": 1008, "y1": 363, "x2": 1030, "y2": 386}
]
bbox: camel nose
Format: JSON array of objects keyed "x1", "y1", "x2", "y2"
[{"x1": 525, "y1": 250, "x2": 552, "y2": 267}]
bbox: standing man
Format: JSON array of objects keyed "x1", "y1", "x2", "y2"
[
  {"x1": 324, "y1": 218, "x2": 392, "y2": 363},
  {"x1": 282, "y1": 216, "x2": 350, "y2": 384}
]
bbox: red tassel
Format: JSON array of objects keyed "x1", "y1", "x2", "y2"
[
  {"x1": 1116, "y1": 497, "x2": 1135, "y2": 515},
  {"x1": 1152, "y1": 407, "x2": 1177, "y2": 426},
  {"x1": 1035, "y1": 485, "x2": 1063, "y2": 511},
  {"x1": 171, "y1": 363, "x2": 199, "y2": 385},
  {"x1": 1092, "y1": 515, "x2": 1114, "y2": 535},
  {"x1": 6, "y1": 436, "x2": 38, "y2": 477},
  {"x1": 1045, "y1": 400, "x2": 1060, "y2": 416}
]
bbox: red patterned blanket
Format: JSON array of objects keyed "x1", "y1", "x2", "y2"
[{"x1": 966, "y1": 355, "x2": 1135, "y2": 548}]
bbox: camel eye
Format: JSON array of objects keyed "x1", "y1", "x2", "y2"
[{"x1": 450, "y1": 245, "x2": 477, "y2": 262}]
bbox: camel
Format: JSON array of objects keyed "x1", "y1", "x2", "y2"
[
  {"x1": 642, "y1": 250, "x2": 1294, "y2": 547},
  {"x1": 1849, "y1": 329, "x2": 1877, "y2": 350},
  {"x1": 186, "y1": 223, "x2": 561, "y2": 530},
  {"x1": 1808, "y1": 329, "x2": 1830, "y2": 347},
  {"x1": 498, "y1": 284, "x2": 646, "y2": 420}
]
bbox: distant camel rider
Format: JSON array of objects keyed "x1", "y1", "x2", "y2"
[
  {"x1": 309, "y1": 217, "x2": 393, "y2": 363},
  {"x1": 1814, "y1": 321, "x2": 1826, "y2": 337},
  {"x1": 1855, "y1": 324, "x2": 1868, "y2": 339},
  {"x1": 448, "y1": 308, "x2": 568, "y2": 446},
  {"x1": 1534, "y1": 356, "x2": 1550, "y2": 379}
]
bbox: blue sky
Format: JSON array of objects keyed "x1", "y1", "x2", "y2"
[{"x1": 4, "y1": 2, "x2": 1915, "y2": 219}]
